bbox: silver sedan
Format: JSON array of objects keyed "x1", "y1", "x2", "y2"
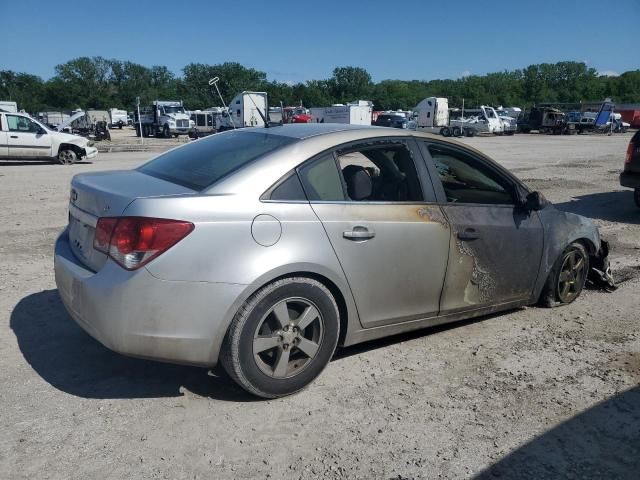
[{"x1": 54, "y1": 124, "x2": 611, "y2": 398}]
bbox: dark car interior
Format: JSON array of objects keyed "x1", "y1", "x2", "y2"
[{"x1": 338, "y1": 145, "x2": 423, "y2": 202}]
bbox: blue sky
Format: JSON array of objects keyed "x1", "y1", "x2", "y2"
[{"x1": 2, "y1": 0, "x2": 638, "y2": 82}]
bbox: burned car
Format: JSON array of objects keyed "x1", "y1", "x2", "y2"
[{"x1": 54, "y1": 124, "x2": 612, "y2": 398}]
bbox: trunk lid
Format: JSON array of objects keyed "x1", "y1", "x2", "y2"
[{"x1": 68, "y1": 170, "x2": 195, "y2": 272}]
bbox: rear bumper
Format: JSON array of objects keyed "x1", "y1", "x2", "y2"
[
  {"x1": 620, "y1": 171, "x2": 640, "y2": 189},
  {"x1": 54, "y1": 229, "x2": 245, "y2": 366}
]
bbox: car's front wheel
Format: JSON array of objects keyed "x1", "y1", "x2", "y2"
[
  {"x1": 57, "y1": 148, "x2": 77, "y2": 165},
  {"x1": 539, "y1": 242, "x2": 589, "y2": 307},
  {"x1": 221, "y1": 277, "x2": 340, "y2": 398}
]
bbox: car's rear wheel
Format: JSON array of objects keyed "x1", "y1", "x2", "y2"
[
  {"x1": 539, "y1": 242, "x2": 589, "y2": 307},
  {"x1": 634, "y1": 188, "x2": 640, "y2": 208},
  {"x1": 221, "y1": 277, "x2": 340, "y2": 398},
  {"x1": 57, "y1": 148, "x2": 77, "y2": 165}
]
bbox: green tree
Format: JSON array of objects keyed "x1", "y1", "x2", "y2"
[
  {"x1": 0, "y1": 71, "x2": 47, "y2": 111},
  {"x1": 329, "y1": 66, "x2": 373, "y2": 103}
]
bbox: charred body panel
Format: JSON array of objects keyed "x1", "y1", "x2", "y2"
[
  {"x1": 439, "y1": 204, "x2": 544, "y2": 313},
  {"x1": 532, "y1": 205, "x2": 613, "y2": 301}
]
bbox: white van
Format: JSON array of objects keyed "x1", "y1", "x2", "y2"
[{"x1": 0, "y1": 112, "x2": 98, "y2": 164}]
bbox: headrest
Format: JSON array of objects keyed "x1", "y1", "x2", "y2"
[{"x1": 342, "y1": 165, "x2": 372, "y2": 201}]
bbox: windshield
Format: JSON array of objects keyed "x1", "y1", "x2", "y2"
[
  {"x1": 138, "y1": 130, "x2": 297, "y2": 191},
  {"x1": 162, "y1": 105, "x2": 185, "y2": 115}
]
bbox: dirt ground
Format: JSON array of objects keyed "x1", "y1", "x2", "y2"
[
  {"x1": 97, "y1": 126, "x2": 189, "y2": 153},
  {"x1": 1, "y1": 132, "x2": 638, "y2": 480}
]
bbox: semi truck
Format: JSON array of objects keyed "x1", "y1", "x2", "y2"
[
  {"x1": 135, "y1": 100, "x2": 193, "y2": 138},
  {"x1": 216, "y1": 92, "x2": 268, "y2": 131},
  {"x1": 413, "y1": 97, "x2": 506, "y2": 137}
]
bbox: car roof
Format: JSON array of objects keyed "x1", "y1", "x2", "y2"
[
  {"x1": 236, "y1": 123, "x2": 488, "y2": 152},
  {"x1": 259, "y1": 123, "x2": 381, "y2": 139}
]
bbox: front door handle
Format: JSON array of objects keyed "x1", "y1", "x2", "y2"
[
  {"x1": 457, "y1": 228, "x2": 480, "y2": 241},
  {"x1": 343, "y1": 227, "x2": 375, "y2": 240},
  {"x1": 10, "y1": 135, "x2": 18, "y2": 138}
]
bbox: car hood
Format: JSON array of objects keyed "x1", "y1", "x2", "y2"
[{"x1": 53, "y1": 131, "x2": 90, "y2": 146}]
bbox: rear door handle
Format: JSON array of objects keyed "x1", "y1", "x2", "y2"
[
  {"x1": 457, "y1": 228, "x2": 480, "y2": 241},
  {"x1": 343, "y1": 227, "x2": 375, "y2": 240}
]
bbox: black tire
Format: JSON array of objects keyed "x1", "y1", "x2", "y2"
[
  {"x1": 163, "y1": 125, "x2": 170, "y2": 138},
  {"x1": 634, "y1": 188, "x2": 640, "y2": 208},
  {"x1": 221, "y1": 277, "x2": 340, "y2": 398},
  {"x1": 465, "y1": 128, "x2": 475, "y2": 137},
  {"x1": 539, "y1": 242, "x2": 589, "y2": 307},
  {"x1": 452, "y1": 126, "x2": 462, "y2": 137},
  {"x1": 57, "y1": 148, "x2": 77, "y2": 165},
  {"x1": 135, "y1": 124, "x2": 141, "y2": 137},
  {"x1": 441, "y1": 127, "x2": 451, "y2": 137}
]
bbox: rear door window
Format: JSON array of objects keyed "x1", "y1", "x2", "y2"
[
  {"x1": 298, "y1": 154, "x2": 346, "y2": 201},
  {"x1": 138, "y1": 130, "x2": 296, "y2": 191}
]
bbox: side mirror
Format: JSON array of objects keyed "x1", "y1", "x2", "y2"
[
  {"x1": 37, "y1": 127, "x2": 47, "y2": 135},
  {"x1": 525, "y1": 191, "x2": 546, "y2": 211}
]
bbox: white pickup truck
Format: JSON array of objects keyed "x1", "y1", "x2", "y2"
[{"x1": 0, "y1": 112, "x2": 98, "y2": 164}]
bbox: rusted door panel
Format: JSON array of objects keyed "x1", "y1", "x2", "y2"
[
  {"x1": 439, "y1": 204, "x2": 543, "y2": 314},
  {"x1": 311, "y1": 203, "x2": 450, "y2": 328}
]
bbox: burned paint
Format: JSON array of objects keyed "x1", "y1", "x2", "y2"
[
  {"x1": 323, "y1": 203, "x2": 449, "y2": 226},
  {"x1": 417, "y1": 206, "x2": 449, "y2": 228},
  {"x1": 438, "y1": 204, "x2": 544, "y2": 313},
  {"x1": 454, "y1": 235, "x2": 497, "y2": 305},
  {"x1": 533, "y1": 206, "x2": 607, "y2": 300}
]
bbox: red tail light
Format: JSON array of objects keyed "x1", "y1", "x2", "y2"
[
  {"x1": 625, "y1": 141, "x2": 634, "y2": 164},
  {"x1": 94, "y1": 217, "x2": 194, "y2": 270}
]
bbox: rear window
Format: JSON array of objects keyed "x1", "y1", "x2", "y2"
[{"x1": 138, "y1": 131, "x2": 297, "y2": 191}]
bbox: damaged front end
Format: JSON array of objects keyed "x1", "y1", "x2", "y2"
[{"x1": 588, "y1": 239, "x2": 616, "y2": 291}]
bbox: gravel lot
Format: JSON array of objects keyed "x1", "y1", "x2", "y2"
[{"x1": 1, "y1": 132, "x2": 638, "y2": 479}]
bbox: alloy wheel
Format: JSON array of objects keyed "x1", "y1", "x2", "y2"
[
  {"x1": 253, "y1": 298, "x2": 324, "y2": 379},
  {"x1": 557, "y1": 248, "x2": 587, "y2": 303},
  {"x1": 58, "y1": 150, "x2": 75, "y2": 165}
]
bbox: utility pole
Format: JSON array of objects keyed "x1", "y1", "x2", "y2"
[{"x1": 136, "y1": 96, "x2": 143, "y2": 145}]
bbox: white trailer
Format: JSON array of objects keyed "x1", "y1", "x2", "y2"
[
  {"x1": 217, "y1": 92, "x2": 268, "y2": 131},
  {"x1": 188, "y1": 108, "x2": 224, "y2": 137},
  {"x1": 109, "y1": 108, "x2": 128, "y2": 129},
  {"x1": 37, "y1": 111, "x2": 71, "y2": 128},
  {"x1": 0, "y1": 101, "x2": 18, "y2": 113},
  {"x1": 309, "y1": 103, "x2": 372, "y2": 125}
]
